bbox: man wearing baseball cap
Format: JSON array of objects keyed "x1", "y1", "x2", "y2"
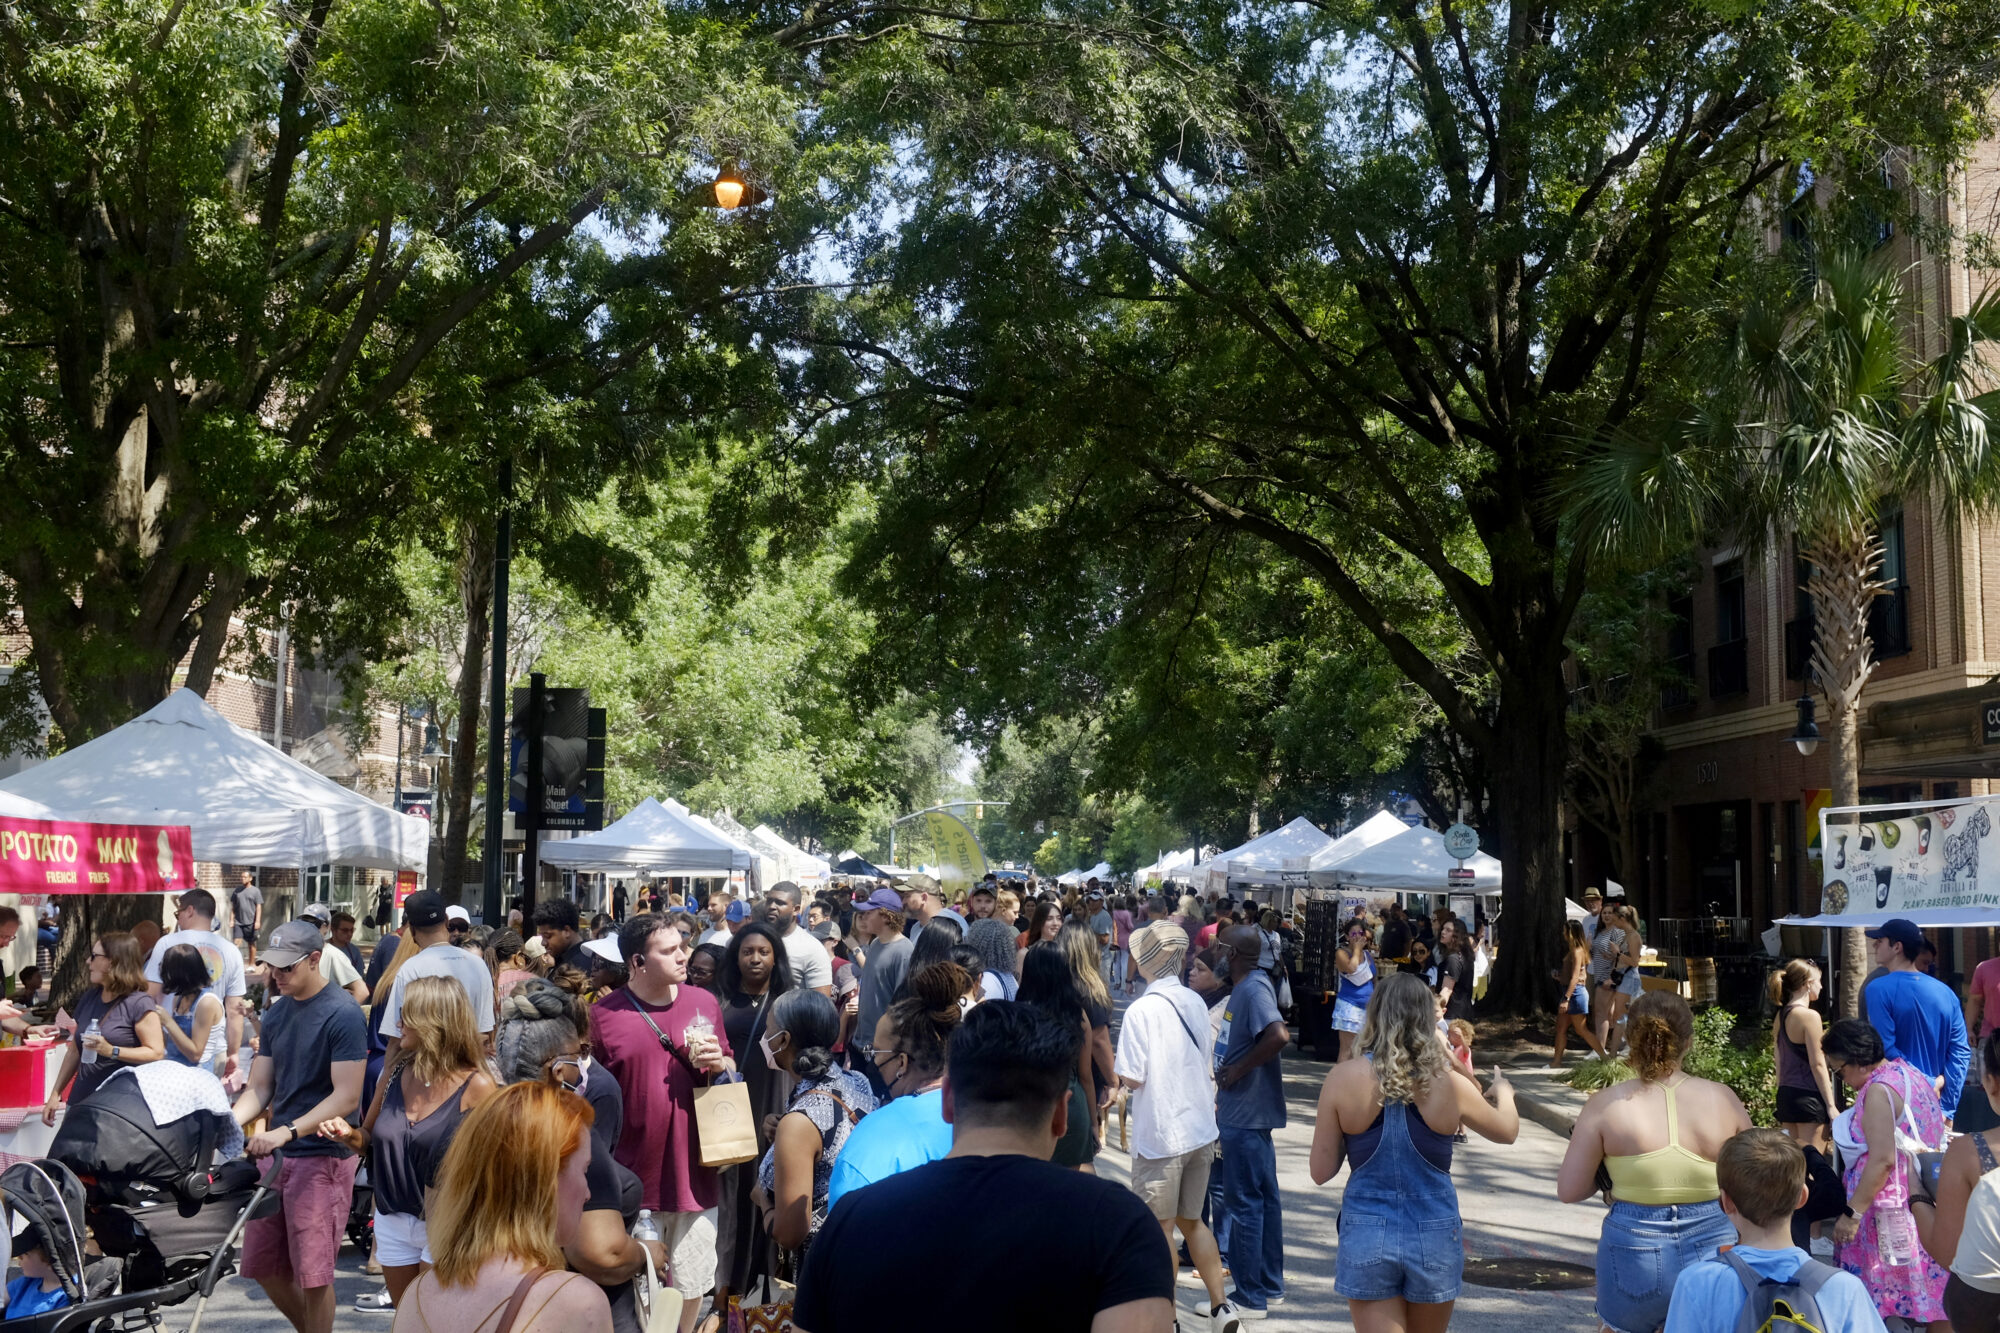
[
  {"x1": 1864, "y1": 917, "x2": 1970, "y2": 1119},
  {"x1": 853, "y1": 887, "x2": 913, "y2": 1098},
  {"x1": 698, "y1": 898, "x2": 749, "y2": 949},
  {"x1": 377, "y1": 891, "x2": 496, "y2": 1076},
  {"x1": 232, "y1": 919, "x2": 367, "y2": 1333},
  {"x1": 295, "y1": 904, "x2": 368, "y2": 1004}
]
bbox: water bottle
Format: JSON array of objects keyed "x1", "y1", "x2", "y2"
[
  {"x1": 1876, "y1": 1176, "x2": 1916, "y2": 1267},
  {"x1": 80, "y1": 1019, "x2": 100, "y2": 1065},
  {"x1": 632, "y1": 1209, "x2": 661, "y2": 1243}
]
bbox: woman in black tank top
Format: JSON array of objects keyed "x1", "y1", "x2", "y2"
[{"x1": 319, "y1": 974, "x2": 496, "y2": 1311}]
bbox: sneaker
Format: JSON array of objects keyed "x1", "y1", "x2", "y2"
[
  {"x1": 1194, "y1": 1296, "x2": 1265, "y2": 1321},
  {"x1": 1209, "y1": 1299, "x2": 1245, "y2": 1333},
  {"x1": 354, "y1": 1289, "x2": 394, "y2": 1314}
]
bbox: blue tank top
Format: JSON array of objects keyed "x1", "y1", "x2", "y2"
[{"x1": 1347, "y1": 1100, "x2": 1455, "y2": 1173}]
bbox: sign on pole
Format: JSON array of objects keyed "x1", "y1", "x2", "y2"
[
  {"x1": 1447, "y1": 866, "x2": 1476, "y2": 887},
  {"x1": 1442, "y1": 823, "x2": 1481, "y2": 861}
]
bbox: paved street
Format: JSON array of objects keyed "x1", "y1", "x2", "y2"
[{"x1": 171, "y1": 1045, "x2": 1610, "y2": 1333}]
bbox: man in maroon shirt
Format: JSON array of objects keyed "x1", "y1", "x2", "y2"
[{"x1": 591, "y1": 914, "x2": 736, "y2": 1331}]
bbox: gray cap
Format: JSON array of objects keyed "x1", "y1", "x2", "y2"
[
  {"x1": 262, "y1": 920, "x2": 325, "y2": 968},
  {"x1": 298, "y1": 902, "x2": 332, "y2": 924}
]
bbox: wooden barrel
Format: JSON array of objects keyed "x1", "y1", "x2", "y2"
[{"x1": 1687, "y1": 957, "x2": 1718, "y2": 1006}]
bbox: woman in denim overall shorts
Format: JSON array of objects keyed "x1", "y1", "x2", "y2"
[{"x1": 1309, "y1": 972, "x2": 1521, "y2": 1331}]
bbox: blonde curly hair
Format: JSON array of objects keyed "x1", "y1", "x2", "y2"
[{"x1": 1358, "y1": 972, "x2": 1449, "y2": 1104}]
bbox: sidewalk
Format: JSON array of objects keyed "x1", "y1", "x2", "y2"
[{"x1": 1465, "y1": 1017, "x2": 1598, "y2": 1140}]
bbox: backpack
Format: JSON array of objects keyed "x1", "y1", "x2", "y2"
[{"x1": 1722, "y1": 1248, "x2": 1836, "y2": 1333}]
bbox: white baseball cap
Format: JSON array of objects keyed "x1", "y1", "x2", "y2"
[{"x1": 445, "y1": 905, "x2": 471, "y2": 925}]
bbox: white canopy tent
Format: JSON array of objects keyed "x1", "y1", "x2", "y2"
[
  {"x1": 0, "y1": 790, "x2": 57, "y2": 820},
  {"x1": 0, "y1": 689, "x2": 428, "y2": 871},
  {"x1": 1058, "y1": 862, "x2": 1114, "y2": 886},
  {"x1": 1199, "y1": 816, "x2": 1334, "y2": 889},
  {"x1": 540, "y1": 797, "x2": 751, "y2": 874},
  {"x1": 1136, "y1": 848, "x2": 1195, "y2": 881},
  {"x1": 1310, "y1": 823, "x2": 1502, "y2": 891},
  {"x1": 1305, "y1": 811, "x2": 1415, "y2": 873},
  {"x1": 1777, "y1": 908, "x2": 2000, "y2": 930},
  {"x1": 751, "y1": 824, "x2": 831, "y2": 885}
]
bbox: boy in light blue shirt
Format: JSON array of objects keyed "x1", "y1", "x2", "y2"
[{"x1": 1664, "y1": 1128, "x2": 1885, "y2": 1333}]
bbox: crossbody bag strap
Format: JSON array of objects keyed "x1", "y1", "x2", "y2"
[
  {"x1": 1145, "y1": 992, "x2": 1208, "y2": 1062},
  {"x1": 633, "y1": 999, "x2": 701, "y2": 1079}
]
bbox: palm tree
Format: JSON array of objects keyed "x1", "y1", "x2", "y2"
[{"x1": 1574, "y1": 242, "x2": 2000, "y2": 1015}]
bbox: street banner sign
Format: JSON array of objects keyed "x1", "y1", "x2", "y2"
[
  {"x1": 922, "y1": 809, "x2": 988, "y2": 897},
  {"x1": 0, "y1": 817, "x2": 194, "y2": 894},
  {"x1": 1821, "y1": 793, "x2": 2000, "y2": 915}
]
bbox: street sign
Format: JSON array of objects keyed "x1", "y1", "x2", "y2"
[
  {"x1": 1447, "y1": 866, "x2": 1476, "y2": 886},
  {"x1": 1983, "y1": 698, "x2": 2000, "y2": 745},
  {"x1": 1442, "y1": 823, "x2": 1480, "y2": 860}
]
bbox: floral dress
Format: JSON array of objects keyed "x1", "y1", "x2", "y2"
[
  {"x1": 1836, "y1": 1058, "x2": 1948, "y2": 1322},
  {"x1": 756, "y1": 1067, "x2": 877, "y2": 1252}
]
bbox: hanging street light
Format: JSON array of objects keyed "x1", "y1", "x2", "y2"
[{"x1": 1790, "y1": 691, "x2": 1821, "y2": 757}]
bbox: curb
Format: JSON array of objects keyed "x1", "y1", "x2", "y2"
[{"x1": 1512, "y1": 1086, "x2": 1579, "y2": 1140}]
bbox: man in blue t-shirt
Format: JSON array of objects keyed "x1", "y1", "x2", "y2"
[
  {"x1": 1209, "y1": 923, "x2": 1290, "y2": 1318},
  {"x1": 1863, "y1": 918, "x2": 1970, "y2": 1119}
]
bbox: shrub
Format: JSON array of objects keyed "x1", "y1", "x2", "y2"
[{"x1": 1682, "y1": 1007, "x2": 1777, "y2": 1128}]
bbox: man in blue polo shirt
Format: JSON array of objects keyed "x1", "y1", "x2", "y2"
[{"x1": 1864, "y1": 917, "x2": 1970, "y2": 1120}]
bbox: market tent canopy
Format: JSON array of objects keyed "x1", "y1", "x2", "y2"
[
  {"x1": 540, "y1": 797, "x2": 749, "y2": 873},
  {"x1": 1778, "y1": 908, "x2": 2000, "y2": 930},
  {"x1": 0, "y1": 789, "x2": 57, "y2": 819},
  {"x1": 833, "y1": 854, "x2": 889, "y2": 879},
  {"x1": 1058, "y1": 862, "x2": 1114, "y2": 886},
  {"x1": 1306, "y1": 811, "x2": 1415, "y2": 871},
  {"x1": 1200, "y1": 816, "x2": 1334, "y2": 887},
  {"x1": 1566, "y1": 898, "x2": 1592, "y2": 921},
  {"x1": 1137, "y1": 848, "x2": 1195, "y2": 879},
  {"x1": 750, "y1": 824, "x2": 830, "y2": 884},
  {"x1": 1310, "y1": 823, "x2": 1502, "y2": 891},
  {"x1": 0, "y1": 689, "x2": 428, "y2": 871}
]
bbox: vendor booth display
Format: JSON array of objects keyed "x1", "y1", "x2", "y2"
[{"x1": 1195, "y1": 817, "x2": 1334, "y2": 893}]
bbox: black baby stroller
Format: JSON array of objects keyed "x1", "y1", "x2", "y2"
[{"x1": 0, "y1": 1067, "x2": 286, "y2": 1331}]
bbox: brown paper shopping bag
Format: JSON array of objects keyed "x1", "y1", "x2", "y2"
[{"x1": 693, "y1": 1078, "x2": 759, "y2": 1167}]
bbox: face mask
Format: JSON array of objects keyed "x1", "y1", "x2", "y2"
[{"x1": 759, "y1": 1032, "x2": 784, "y2": 1071}]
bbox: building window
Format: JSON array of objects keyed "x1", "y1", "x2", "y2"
[
  {"x1": 301, "y1": 865, "x2": 357, "y2": 907},
  {"x1": 1870, "y1": 508, "x2": 1911, "y2": 659},
  {"x1": 1663, "y1": 595, "x2": 1696, "y2": 709},
  {"x1": 1709, "y1": 560, "x2": 1750, "y2": 697}
]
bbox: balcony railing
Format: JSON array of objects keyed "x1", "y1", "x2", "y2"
[
  {"x1": 1708, "y1": 638, "x2": 1750, "y2": 698},
  {"x1": 1660, "y1": 653, "x2": 1696, "y2": 710}
]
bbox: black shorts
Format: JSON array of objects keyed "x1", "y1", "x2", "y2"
[
  {"x1": 1776, "y1": 1085, "x2": 1830, "y2": 1125},
  {"x1": 237, "y1": 925, "x2": 258, "y2": 944}
]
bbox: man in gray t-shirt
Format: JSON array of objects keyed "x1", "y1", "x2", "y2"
[
  {"x1": 380, "y1": 890, "x2": 496, "y2": 1037},
  {"x1": 855, "y1": 889, "x2": 914, "y2": 1058}
]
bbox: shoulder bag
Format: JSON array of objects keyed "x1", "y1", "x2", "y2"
[{"x1": 634, "y1": 1000, "x2": 759, "y2": 1168}]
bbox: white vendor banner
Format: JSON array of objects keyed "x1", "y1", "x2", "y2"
[{"x1": 1821, "y1": 795, "x2": 2000, "y2": 916}]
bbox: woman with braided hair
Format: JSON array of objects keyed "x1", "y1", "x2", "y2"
[
  {"x1": 753, "y1": 989, "x2": 877, "y2": 1256},
  {"x1": 495, "y1": 977, "x2": 663, "y2": 1333},
  {"x1": 825, "y1": 962, "x2": 966, "y2": 1210}
]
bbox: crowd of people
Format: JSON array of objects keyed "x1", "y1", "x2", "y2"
[{"x1": 28, "y1": 872, "x2": 2000, "y2": 1333}]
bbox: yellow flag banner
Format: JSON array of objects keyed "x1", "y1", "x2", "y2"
[{"x1": 922, "y1": 810, "x2": 989, "y2": 898}]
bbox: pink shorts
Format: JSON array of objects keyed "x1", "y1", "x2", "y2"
[{"x1": 240, "y1": 1153, "x2": 359, "y2": 1290}]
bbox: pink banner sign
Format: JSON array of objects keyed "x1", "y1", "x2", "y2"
[{"x1": 0, "y1": 817, "x2": 196, "y2": 895}]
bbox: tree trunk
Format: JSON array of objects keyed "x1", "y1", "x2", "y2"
[
  {"x1": 1484, "y1": 658, "x2": 1574, "y2": 1016},
  {"x1": 438, "y1": 519, "x2": 495, "y2": 897},
  {"x1": 52, "y1": 895, "x2": 163, "y2": 1013},
  {"x1": 1805, "y1": 527, "x2": 1886, "y2": 1018}
]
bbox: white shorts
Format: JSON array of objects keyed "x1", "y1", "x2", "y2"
[
  {"x1": 659, "y1": 1207, "x2": 719, "y2": 1298},
  {"x1": 374, "y1": 1209, "x2": 431, "y2": 1267}
]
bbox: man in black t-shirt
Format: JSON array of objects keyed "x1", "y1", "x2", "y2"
[{"x1": 795, "y1": 1004, "x2": 1175, "y2": 1333}]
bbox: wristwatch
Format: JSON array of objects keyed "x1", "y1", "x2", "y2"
[{"x1": 285, "y1": 1123, "x2": 300, "y2": 1142}]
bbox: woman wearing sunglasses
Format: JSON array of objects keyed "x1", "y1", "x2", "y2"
[
  {"x1": 318, "y1": 974, "x2": 496, "y2": 1313},
  {"x1": 43, "y1": 931, "x2": 164, "y2": 1126},
  {"x1": 1331, "y1": 919, "x2": 1377, "y2": 1063}
]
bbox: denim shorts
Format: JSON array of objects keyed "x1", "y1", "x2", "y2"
[
  {"x1": 1595, "y1": 1199, "x2": 1732, "y2": 1333},
  {"x1": 1566, "y1": 985, "x2": 1591, "y2": 1015},
  {"x1": 1336, "y1": 1211, "x2": 1463, "y2": 1304}
]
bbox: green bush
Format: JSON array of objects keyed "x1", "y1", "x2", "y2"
[
  {"x1": 1682, "y1": 1006, "x2": 1777, "y2": 1128},
  {"x1": 1551, "y1": 1007, "x2": 1776, "y2": 1127}
]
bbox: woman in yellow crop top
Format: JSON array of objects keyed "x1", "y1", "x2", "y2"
[{"x1": 1557, "y1": 991, "x2": 1750, "y2": 1333}]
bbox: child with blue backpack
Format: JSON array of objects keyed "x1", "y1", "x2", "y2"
[
  {"x1": 1664, "y1": 1128, "x2": 1880, "y2": 1328},
  {"x1": 1665, "y1": 1128, "x2": 1886, "y2": 1333}
]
